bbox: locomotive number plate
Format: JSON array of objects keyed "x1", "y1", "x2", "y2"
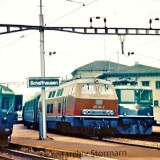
[{"x1": 95, "y1": 99, "x2": 103, "y2": 105}]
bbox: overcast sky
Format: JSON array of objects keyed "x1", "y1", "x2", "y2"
[{"x1": 0, "y1": 0, "x2": 160, "y2": 95}]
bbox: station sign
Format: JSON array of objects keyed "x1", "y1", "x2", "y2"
[{"x1": 27, "y1": 77, "x2": 59, "y2": 88}]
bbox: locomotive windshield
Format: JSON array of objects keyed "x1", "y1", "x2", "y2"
[
  {"x1": 1, "y1": 96, "x2": 14, "y2": 113},
  {"x1": 99, "y1": 84, "x2": 114, "y2": 95},
  {"x1": 116, "y1": 89, "x2": 153, "y2": 103},
  {"x1": 135, "y1": 89, "x2": 153, "y2": 103},
  {"x1": 81, "y1": 83, "x2": 114, "y2": 95},
  {"x1": 81, "y1": 84, "x2": 96, "y2": 94}
]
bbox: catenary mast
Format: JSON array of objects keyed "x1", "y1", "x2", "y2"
[{"x1": 39, "y1": 0, "x2": 46, "y2": 139}]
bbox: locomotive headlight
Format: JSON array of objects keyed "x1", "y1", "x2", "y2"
[
  {"x1": 4, "y1": 128, "x2": 11, "y2": 135},
  {"x1": 106, "y1": 111, "x2": 110, "y2": 115},
  {"x1": 4, "y1": 128, "x2": 10, "y2": 132},
  {"x1": 2, "y1": 116, "x2": 7, "y2": 123},
  {"x1": 82, "y1": 109, "x2": 87, "y2": 115},
  {"x1": 106, "y1": 110, "x2": 114, "y2": 115},
  {"x1": 123, "y1": 113, "x2": 127, "y2": 116},
  {"x1": 110, "y1": 110, "x2": 114, "y2": 116}
]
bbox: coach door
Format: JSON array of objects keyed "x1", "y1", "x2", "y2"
[{"x1": 62, "y1": 97, "x2": 67, "y2": 116}]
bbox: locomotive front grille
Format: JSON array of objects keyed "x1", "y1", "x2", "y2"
[{"x1": 82, "y1": 109, "x2": 114, "y2": 116}]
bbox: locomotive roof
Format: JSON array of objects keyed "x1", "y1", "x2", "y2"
[
  {"x1": 0, "y1": 84, "x2": 14, "y2": 94},
  {"x1": 64, "y1": 78, "x2": 111, "y2": 85},
  {"x1": 46, "y1": 78, "x2": 112, "y2": 91}
]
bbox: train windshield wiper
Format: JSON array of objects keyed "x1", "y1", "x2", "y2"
[{"x1": 7, "y1": 105, "x2": 13, "y2": 114}]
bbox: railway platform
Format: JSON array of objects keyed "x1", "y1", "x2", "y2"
[
  {"x1": 10, "y1": 124, "x2": 160, "y2": 160},
  {"x1": 11, "y1": 124, "x2": 117, "y2": 160}
]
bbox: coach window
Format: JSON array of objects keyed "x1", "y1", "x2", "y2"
[
  {"x1": 99, "y1": 84, "x2": 114, "y2": 95},
  {"x1": 81, "y1": 84, "x2": 96, "y2": 94}
]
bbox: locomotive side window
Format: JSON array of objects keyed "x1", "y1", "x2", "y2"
[
  {"x1": 58, "y1": 103, "x2": 61, "y2": 113},
  {"x1": 48, "y1": 92, "x2": 52, "y2": 98},
  {"x1": 48, "y1": 91, "x2": 56, "y2": 98},
  {"x1": 81, "y1": 84, "x2": 96, "y2": 94},
  {"x1": 47, "y1": 104, "x2": 53, "y2": 113},
  {"x1": 56, "y1": 89, "x2": 64, "y2": 97},
  {"x1": 99, "y1": 84, "x2": 114, "y2": 95}
]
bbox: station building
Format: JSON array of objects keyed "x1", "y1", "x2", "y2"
[{"x1": 71, "y1": 60, "x2": 160, "y2": 123}]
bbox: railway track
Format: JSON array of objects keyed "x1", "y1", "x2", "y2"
[
  {"x1": 102, "y1": 134, "x2": 160, "y2": 150},
  {"x1": 7, "y1": 136, "x2": 160, "y2": 160},
  {"x1": 0, "y1": 134, "x2": 159, "y2": 160},
  {"x1": 109, "y1": 133, "x2": 160, "y2": 142},
  {"x1": 6, "y1": 143, "x2": 83, "y2": 160},
  {"x1": 0, "y1": 147, "x2": 53, "y2": 160}
]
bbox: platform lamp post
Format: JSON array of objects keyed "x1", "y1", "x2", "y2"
[
  {"x1": 39, "y1": 0, "x2": 46, "y2": 140},
  {"x1": 149, "y1": 18, "x2": 159, "y2": 29}
]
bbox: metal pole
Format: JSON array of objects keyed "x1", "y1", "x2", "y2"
[{"x1": 39, "y1": 0, "x2": 46, "y2": 139}]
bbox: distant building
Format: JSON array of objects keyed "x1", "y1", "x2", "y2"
[{"x1": 71, "y1": 60, "x2": 128, "y2": 79}]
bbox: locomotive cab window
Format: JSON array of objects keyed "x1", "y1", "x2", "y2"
[
  {"x1": 99, "y1": 84, "x2": 114, "y2": 95},
  {"x1": 2, "y1": 96, "x2": 14, "y2": 112},
  {"x1": 81, "y1": 84, "x2": 96, "y2": 94},
  {"x1": 135, "y1": 89, "x2": 153, "y2": 103},
  {"x1": 117, "y1": 89, "x2": 153, "y2": 103}
]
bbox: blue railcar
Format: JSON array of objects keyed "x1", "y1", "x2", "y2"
[
  {"x1": 0, "y1": 85, "x2": 16, "y2": 146},
  {"x1": 114, "y1": 80, "x2": 155, "y2": 135},
  {"x1": 23, "y1": 92, "x2": 40, "y2": 129}
]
